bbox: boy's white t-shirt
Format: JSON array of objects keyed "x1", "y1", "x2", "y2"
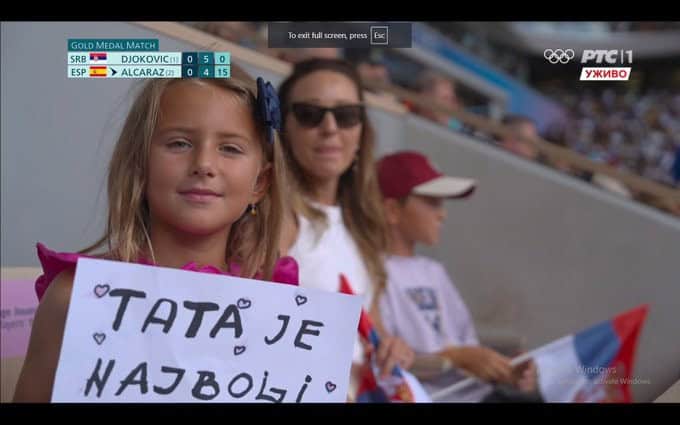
[
  {"x1": 379, "y1": 255, "x2": 493, "y2": 402},
  {"x1": 287, "y1": 203, "x2": 374, "y2": 380}
]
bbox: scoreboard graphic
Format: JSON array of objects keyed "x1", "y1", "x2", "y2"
[{"x1": 68, "y1": 39, "x2": 231, "y2": 79}]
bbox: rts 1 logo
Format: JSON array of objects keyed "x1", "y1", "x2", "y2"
[
  {"x1": 581, "y1": 49, "x2": 633, "y2": 64},
  {"x1": 579, "y1": 49, "x2": 634, "y2": 81}
]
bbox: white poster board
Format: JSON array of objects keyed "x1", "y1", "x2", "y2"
[{"x1": 52, "y1": 258, "x2": 362, "y2": 402}]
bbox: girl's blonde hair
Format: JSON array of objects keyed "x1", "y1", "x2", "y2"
[
  {"x1": 81, "y1": 74, "x2": 287, "y2": 280},
  {"x1": 278, "y1": 58, "x2": 388, "y2": 293}
]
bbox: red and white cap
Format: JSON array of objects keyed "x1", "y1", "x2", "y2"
[{"x1": 377, "y1": 151, "x2": 476, "y2": 199}]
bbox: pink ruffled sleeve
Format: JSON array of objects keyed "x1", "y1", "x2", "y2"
[
  {"x1": 228, "y1": 256, "x2": 299, "y2": 286},
  {"x1": 35, "y1": 243, "x2": 86, "y2": 301},
  {"x1": 34, "y1": 243, "x2": 298, "y2": 300},
  {"x1": 271, "y1": 256, "x2": 299, "y2": 286}
]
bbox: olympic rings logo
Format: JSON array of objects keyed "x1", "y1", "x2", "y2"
[{"x1": 544, "y1": 49, "x2": 575, "y2": 64}]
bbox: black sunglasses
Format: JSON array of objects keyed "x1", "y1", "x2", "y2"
[{"x1": 290, "y1": 103, "x2": 364, "y2": 129}]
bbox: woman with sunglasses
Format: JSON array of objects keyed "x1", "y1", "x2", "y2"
[{"x1": 277, "y1": 58, "x2": 415, "y2": 401}]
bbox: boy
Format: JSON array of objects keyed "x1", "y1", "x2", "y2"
[{"x1": 376, "y1": 150, "x2": 539, "y2": 402}]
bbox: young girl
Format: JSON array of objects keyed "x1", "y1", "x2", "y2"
[{"x1": 13, "y1": 73, "x2": 295, "y2": 402}]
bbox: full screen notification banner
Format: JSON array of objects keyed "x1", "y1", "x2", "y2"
[{"x1": 268, "y1": 22, "x2": 412, "y2": 48}]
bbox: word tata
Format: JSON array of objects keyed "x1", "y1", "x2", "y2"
[{"x1": 108, "y1": 288, "x2": 324, "y2": 348}]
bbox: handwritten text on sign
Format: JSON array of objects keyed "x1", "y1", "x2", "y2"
[{"x1": 52, "y1": 258, "x2": 362, "y2": 402}]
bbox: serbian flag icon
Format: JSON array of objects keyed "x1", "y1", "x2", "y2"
[{"x1": 89, "y1": 52, "x2": 108, "y2": 64}]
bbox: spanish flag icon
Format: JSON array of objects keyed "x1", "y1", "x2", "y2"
[{"x1": 89, "y1": 66, "x2": 107, "y2": 77}]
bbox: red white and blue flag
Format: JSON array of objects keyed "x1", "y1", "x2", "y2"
[
  {"x1": 89, "y1": 52, "x2": 107, "y2": 63},
  {"x1": 339, "y1": 274, "x2": 431, "y2": 403},
  {"x1": 533, "y1": 304, "x2": 648, "y2": 402},
  {"x1": 432, "y1": 304, "x2": 649, "y2": 403}
]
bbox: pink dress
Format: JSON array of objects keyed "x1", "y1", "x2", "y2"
[{"x1": 34, "y1": 242, "x2": 298, "y2": 301}]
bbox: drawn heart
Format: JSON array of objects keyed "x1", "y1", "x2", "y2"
[
  {"x1": 325, "y1": 381, "x2": 336, "y2": 393},
  {"x1": 237, "y1": 298, "x2": 251, "y2": 309},
  {"x1": 94, "y1": 284, "x2": 110, "y2": 298},
  {"x1": 295, "y1": 295, "x2": 308, "y2": 306},
  {"x1": 233, "y1": 345, "x2": 246, "y2": 356},
  {"x1": 93, "y1": 333, "x2": 106, "y2": 345}
]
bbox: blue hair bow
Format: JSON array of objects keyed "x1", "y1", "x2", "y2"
[{"x1": 256, "y1": 77, "x2": 282, "y2": 144}]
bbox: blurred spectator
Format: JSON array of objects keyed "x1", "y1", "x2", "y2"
[
  {"x1": 415, "y1": 70, "x2": 465, "y2": 131},
  {"x1": 356, "y1": 61, "x2": 391, "y2": 86},
  {"x1": 496, "y1": 115, "x2": 580, "y2": 177},
  {"x1": 346, "y1": 50, "x2": 391, "y2": 85},
  {"x1": 345, "y1": 49, "x2": 397, "y2": 102},
  {"x1": 498, "y1": 115, "x2": 539, "y2": 161}
]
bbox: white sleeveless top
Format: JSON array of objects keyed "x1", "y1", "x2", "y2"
[{"x1": 288, "y1": 202, "x2": 375, "y2": 366}]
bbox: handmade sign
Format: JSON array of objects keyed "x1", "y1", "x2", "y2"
[{"x1": 52, "y1": 258, "x2": 362, "y2": 402}]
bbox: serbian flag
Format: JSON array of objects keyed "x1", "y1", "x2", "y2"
[
  {"x1": 533, "y1": 304, "x2": 649, "y2": 402},
  {"x1": 339, "y1": 274, "x2": 430, "y2": 403},
  {"x1": 89, "y1": 52, "x2": 107, "y2": 63}
]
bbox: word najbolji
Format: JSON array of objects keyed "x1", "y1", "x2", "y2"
[{"x1": 85, "y1": 360, "x2": 317, "y2": 402}]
